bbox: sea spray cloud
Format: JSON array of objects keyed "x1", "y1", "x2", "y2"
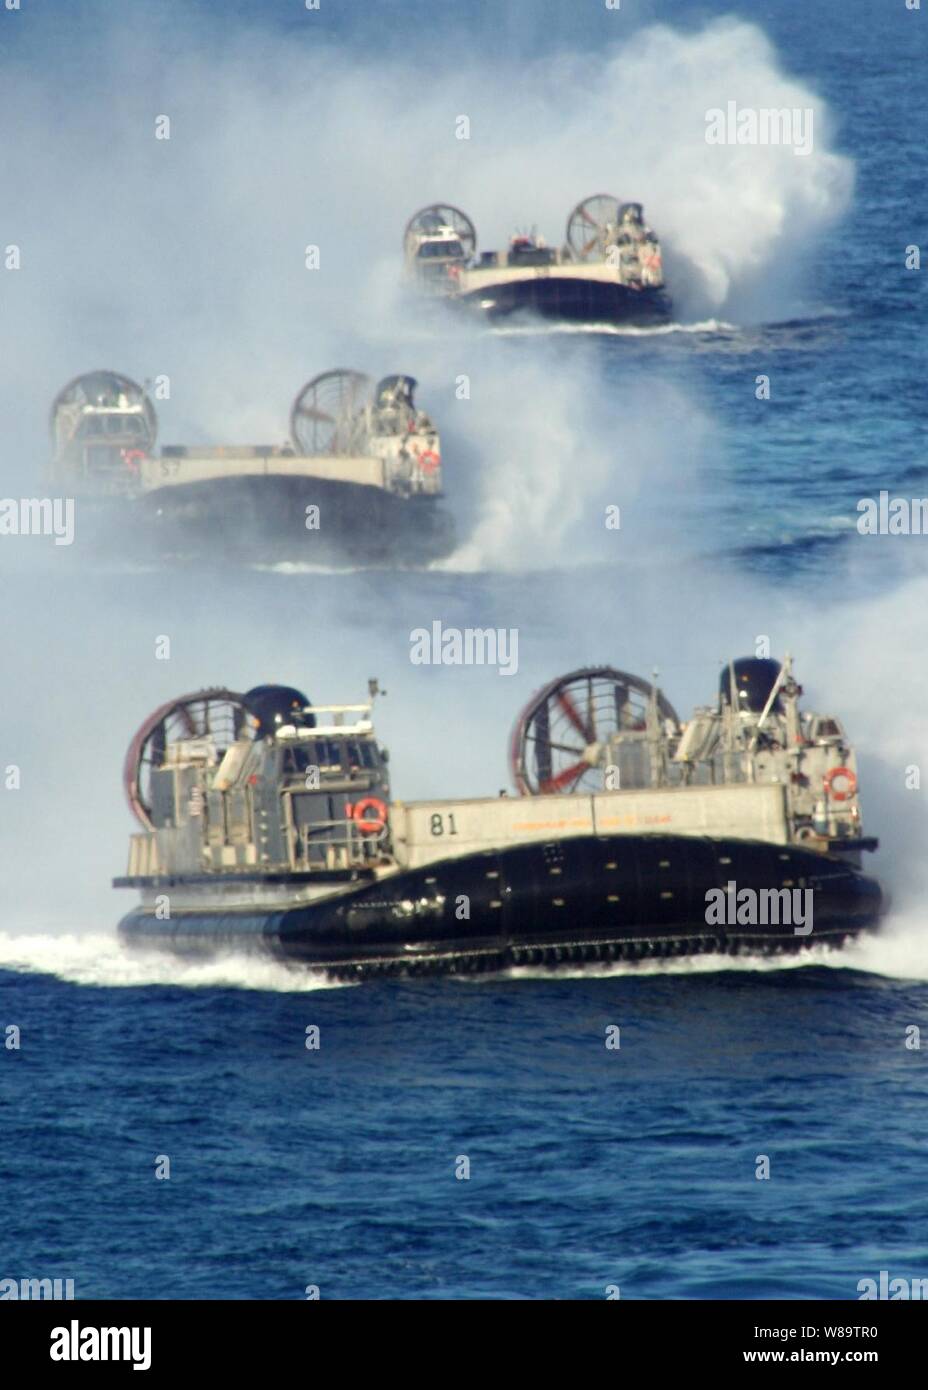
[
  {"x1": 0, "y1": 7, "x2": 854, "y2": 577},
  {"x1": 0, "y1": 9, "x2": 853, "y2": 463},
  {"x1": 433, "y1": 350, "x2": 712, "y2": 574}
]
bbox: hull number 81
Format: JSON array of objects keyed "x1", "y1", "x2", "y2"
[{"x1": 430, "y1": 813, "x2": 459, "y2": 837}]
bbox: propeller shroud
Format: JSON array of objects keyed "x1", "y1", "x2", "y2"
[
  {"x1": 124, "y1": 689, "x2": 248, "y2": 829},
  {"x1": 565, "y1": 193, "x2": 623, "y2": 263},
  {"x1": 403, "y1": 204, "x2": 477, "y2": 260},
  {"x1": 289, "y1": 370, "x2": 372, "y2": 456},
  {"x1": 510, "y1": 666, "x2": 679, "y2": 796}
]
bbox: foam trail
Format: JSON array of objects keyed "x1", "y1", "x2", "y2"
[
  {"x1": 499, "y1": 947, "x2": 858, "y2": 984},
  {"x1": 497, "y1": 921, "x2": 928, "y2": 986},
  {"x1": 0, "y1": 933, "x2": 350, "y2": 992},
  {"x1": 488, "y1": 319, "x2": 736, "y2": 339},
  {"x1": 830, "y1": 915, "x2": 928, "y2": 983}
]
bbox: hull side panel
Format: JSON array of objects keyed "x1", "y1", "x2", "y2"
[
  {"x1": 73, "y1": 476, "x2": 454, "y2": 565},
  {"x1": 455, "y1": 278, "x2": 671, "y2": 325},
  {"x1": 118, "y1": 834, "x2": 883, "y2": 975}
]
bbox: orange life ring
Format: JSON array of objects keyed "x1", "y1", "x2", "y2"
[
  {"x1": 418, "y1": 450, "x2": 441, "y2": 474},
  {"x1": 121, "y1": 448, "x2": 146, "y2": 472},
  {"x1": 351, "y1": 797, "x2": 388, "y2": 835},
  {"x1": 824, "y1": 766, "x2": 857, "y2": 801}
]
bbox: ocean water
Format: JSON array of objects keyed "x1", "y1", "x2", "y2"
[{"x1": 1, "y1": 0, "x2": 927, "y2": 1300}]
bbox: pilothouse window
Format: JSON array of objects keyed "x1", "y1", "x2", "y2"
[
  {"x1": 344, "y1": 740, "x2": 377, "y2": 770},
  {"x1": 78, "y1": 414, "x2": 143, "y2": 439},
  {"x1": 417, "y1": 240, "x2": 465, "y2": 260},
  {"x1": 282, "y1": 738, "x2": 379, "y2": 777},
  {"x1": 283, "y1": 740, "x2": 344, "y2": 775}
]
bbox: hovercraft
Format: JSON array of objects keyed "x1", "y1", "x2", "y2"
[
  {"x1": 114, "y1": 657, "x2": 883, "y2": 979},
  {"x1": 403, "y1": 195, "x2": 671, "y2": 326},
  {"x1": 47, "y1": 369, "x2": 452, "y2": 565}
]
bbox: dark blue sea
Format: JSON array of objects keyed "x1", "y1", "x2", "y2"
[{"x1": 1, "y1": 0, "x2": 927, "y2": 1300}]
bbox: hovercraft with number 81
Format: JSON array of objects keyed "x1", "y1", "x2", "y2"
[{"x1": 114, "y1": 656, "x2": 884, "y2": 979}]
